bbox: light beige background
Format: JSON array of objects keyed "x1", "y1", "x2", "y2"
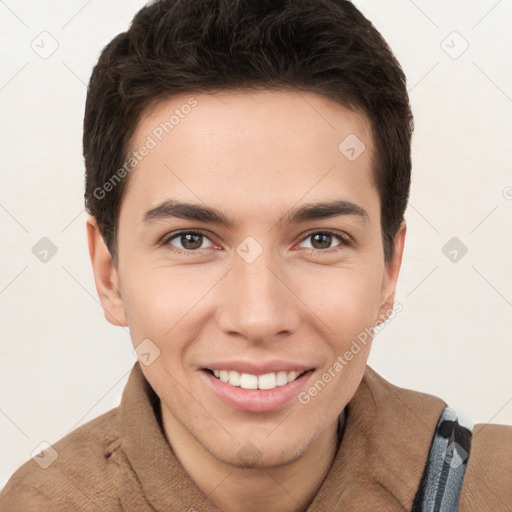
[{"x1": 1, "y1": 0, "x2": 511, "y2": 491}]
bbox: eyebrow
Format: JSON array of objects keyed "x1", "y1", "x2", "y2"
[{"x1": 141, "y1": 199, "x2": 369, "y2": 228}]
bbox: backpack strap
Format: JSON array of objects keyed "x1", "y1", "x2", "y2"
[{"x1": 411, "y1": 405, "x2": 473, "y2": 512}]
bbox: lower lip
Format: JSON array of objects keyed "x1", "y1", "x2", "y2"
[{"x1": 201, "y1": 370, "x2": 313, "y2": 413}]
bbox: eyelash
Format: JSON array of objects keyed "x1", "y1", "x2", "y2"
[{"x1": 161, "y1": 229, "x2": 351, "y2": 256}]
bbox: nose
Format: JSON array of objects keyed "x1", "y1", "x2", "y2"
[{"x1": 215, "y1": 244, "x2": 301, "y2": 344}]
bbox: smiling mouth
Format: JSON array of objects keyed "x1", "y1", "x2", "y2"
[{"x1": 204, "y1": 369, "x2": 308, "y2": 390}]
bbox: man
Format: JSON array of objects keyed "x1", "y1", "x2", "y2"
[{"x1": 1, "y1": 0, "x2": 510, "y2": 510}]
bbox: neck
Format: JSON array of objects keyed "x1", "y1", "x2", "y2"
[{"x1": 161, "y1": 407, "x2": 345, "y2": 512}]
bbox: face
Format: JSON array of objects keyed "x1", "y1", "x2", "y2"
[{"x1": 88, "y1": 89, "x2": 405, "y2": 469}]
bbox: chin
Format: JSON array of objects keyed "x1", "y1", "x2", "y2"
[{"x1": 209, "y1": 435, "x2": 311, "y2": 470}]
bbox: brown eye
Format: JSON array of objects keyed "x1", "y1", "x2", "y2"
[
  {"x1": 298, "y1": 231, "x2": 346, "y2": 252},
  {"x1": 179, "y1": 233, "x2": 203, "y2": 250},
  {"x1": 166, "y1": 231, "x2": 214, "y2": 253},
  {"x1": 311, "y1": 233, "x2": 334, "y2": 249}
]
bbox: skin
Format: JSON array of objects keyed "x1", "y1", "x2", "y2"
[{"x1": 87, "y1": 89, "x2": 406, "y2": 512}]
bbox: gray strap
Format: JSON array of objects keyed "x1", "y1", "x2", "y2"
[{"x1": 411, "y1": 406, "x2": 473, "y2": 512}]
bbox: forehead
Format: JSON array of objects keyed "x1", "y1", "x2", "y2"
[
  {"x1": 123, "y1": 89, "x2": 377, "y2": 221},
  {"x1": 132, "y1": 88, "x2": 372, "y2": 157}
]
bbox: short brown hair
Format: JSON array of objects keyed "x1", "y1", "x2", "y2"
[{"x1": 84, "y1": 0, "x2": 413, "y2": 265}]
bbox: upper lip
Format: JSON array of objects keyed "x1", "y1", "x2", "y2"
[{"x1": 202, "y1": 360, "x2": 314, "y2": 375}]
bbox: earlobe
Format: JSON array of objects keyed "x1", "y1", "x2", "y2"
[
  {"x1": 377, "y1": 222, "x2": 407, "y2": 324},
  {"x1": 86, "y1": 216, "x2": 128, "y2": 327}
]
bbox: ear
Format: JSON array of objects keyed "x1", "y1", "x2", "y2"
[
  {"x1": 86, "y1": 216, "x2": 128, "y2": 327},
  {"x1": 376, "y1": 222, "x2": 406, "y2": 324}
]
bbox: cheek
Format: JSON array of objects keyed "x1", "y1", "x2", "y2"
[
  {"x1": 122, "y1": 256, "x2": 384, "y2": 337},
  {"x1": 119, "y1": 265, "x2": 174, "y2": 342},
  {"x1": 295, "y1": 269, "x2": 381, "y2": 417},
  {"x1": 299, "y1": 264, "x2": 383, "y2": 336},
  {"x1": 120, "y1": 264, "x2": 220, "y2": 348}
]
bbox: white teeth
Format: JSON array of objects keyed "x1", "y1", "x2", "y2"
[
  {"x1": 210, "y1": 369, "x2": 304, "y2": 390},
  {"x1": 287, "y1": 371, "x2": 298, "y2": 381},
  {"x1": 228, "y1": 370, "x2": 241, "y2": 387},
  {"x1": 240, "y1": 373, "x2": 258, "y2": 389},
  {"x1": 276, "y1": 371, "x2": 288, "y2": 386},
  {"x1": 258, "y1": 373, "x2": 276, "y2": 390}
]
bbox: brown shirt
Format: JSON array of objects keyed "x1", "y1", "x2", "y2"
[{"x1": 1, "y1": 362, "x2": 511, "y2": 511}]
